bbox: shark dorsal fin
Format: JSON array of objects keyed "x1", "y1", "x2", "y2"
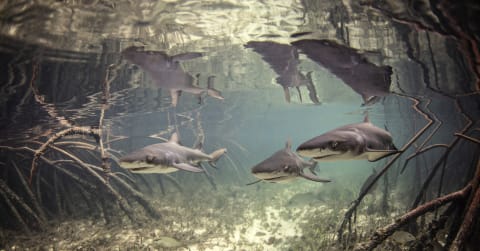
[
  {"x1": 169, "y1": 133, "x2": 180, "y2": 144},
  {"x1": 285, "y1": 139, "x2": 292, "y2": 150},
  {"x1": 193, "y1": 141, "x2": 203, "y2": 150},
  {"x1": 363, "y1": 114, "x2": 370, "y2": 123}
]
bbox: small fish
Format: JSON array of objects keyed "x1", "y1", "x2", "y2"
[
  {"x1": 119, "y1": 133, "x2": 226, "y2": 174},
  {"x1": 296, "y1": 115, "x2": 399, "y2": 162},
  {"x1": 248, "y1": 141, "x2": 331, "y2": 184}
]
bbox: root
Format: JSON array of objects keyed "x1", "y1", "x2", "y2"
[
  {"x1": 0, "y1": 179, "x2": 45, "y2": 230},
  {"x1": 0, "y1": 185, "x2": 30, "y2": 233},
  {"x1": 338, "y1": 94, "x2": 433, "y2": 241},
  {"x1": 411, "y1": 99, "x2": 473, "y2": 209},
  {"x1": 29, "y1": 126, "x2": 100, "y2": 184},
  {"x1": 400, "y1": 144, "x2": 449, "y2": 174},
  {"x1": 450, "y1": 158, "x2": 480, "y2": 251},
  {"x1": 354, "y1": 184, "x2": 472, "y2": 251},
  {"x1": 162, "y1": 175, "x2": 184, "y2": 193},
  {"x1": 454, "y1": 133, "x2": 480, "y2": 145},
  {"x1": 11, "y1": 161, "x2": 46, "y2": 222}
]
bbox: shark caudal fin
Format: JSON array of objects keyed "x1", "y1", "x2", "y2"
[
  {"x1": 208, "y1": 148, "x2": 227, "y2": 168},
  {"x1": 206, "y1": 76, "x2": 224, "y2": 100}
]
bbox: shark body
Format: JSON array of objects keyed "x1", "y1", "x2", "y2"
[
  {"x1": 245, "y1": 41, "x2": 320, "y2": 104},
  {"x1": 291, "y1": 39, "x2": 392, "y2": 106},
  {"x1": 122, "y1": 46, "x2": 223, "y2": 107},
  {"x1": 119, "y1": 133, "x2": 226, "y2": 174},
  {"x1": 296, "y1": 117, "x2": 398, "y2": 162},
  {"x1": 249, "y1": 141, "x2": 331, "y2": 184}
]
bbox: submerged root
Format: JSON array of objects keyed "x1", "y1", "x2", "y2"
[
  {"x1": 354, "y1": 184, "x2": 471, "y2": 251},
  {"x1": 338, "y1": 94, "x2": 433, "y2": 242},
  {"x1": 0, "y1": 179, "x2": 45, "y2": 231}
]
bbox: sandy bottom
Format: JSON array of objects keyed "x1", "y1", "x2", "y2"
[{"x1": 1, "y1": 180, "x2": 401, "y2": 250}]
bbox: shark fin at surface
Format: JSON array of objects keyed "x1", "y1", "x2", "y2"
[
  {"x1": 170, "y1": 89, "x2": 181, "y2": 107},
  {"x1": 172, "y1": 162, "x2": 204, "y2": 173}
]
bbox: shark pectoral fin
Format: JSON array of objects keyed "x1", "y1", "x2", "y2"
[
  {"x1": 283, "y1": 86, "x2": 291, "y2": 103},
  {"x1": 172, "y1": 163, "x2": 204, "y2": 173},
  {"x1": 299, "y1": 172, "x2": 331, "y2": 183},
  {"x1": 206, "y1": 88, "x2": 224, "y2": 100},
  {"x1": 366, "y1": 149, "x2": 399, "y2": 162},
  {"x1": 170, "y1": 89, "x2": 181, "y2": 107},
  {"x1": 308, "y1": 164, "x2": 318, "y2": 175},
  {"x1": 206, "y1": 75, "x2": 224, "y2": 100},
  {"x1": 246, "y1": 179, "x2": 263, "y2": 186}
]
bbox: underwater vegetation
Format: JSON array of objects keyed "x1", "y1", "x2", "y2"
[{"x1": 0, "y1": 0, "x2": 479, "y2": 250}]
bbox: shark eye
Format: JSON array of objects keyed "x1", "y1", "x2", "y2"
[
  {"x1": 330, "y1": 141, "x2": 338, "y2": 149},
  {"x1": 146, "y1": 155, "x2": 155, "y2": 164}
]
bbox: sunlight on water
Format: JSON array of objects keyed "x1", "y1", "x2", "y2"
[{"x1": 0, "y1": 0, "x2": 479, "y2": 250}]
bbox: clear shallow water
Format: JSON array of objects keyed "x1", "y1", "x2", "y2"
[{"x1": 0, "y1": 1, "x2": 479, "y2": 250}]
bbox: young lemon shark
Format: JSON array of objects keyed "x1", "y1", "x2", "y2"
[
  {"x1": 248, "y1": 141, "x2": 331, "y2": 185},
  {"x1": 291, "y1": 39, "x2": 392, "y2": 106},
  {"x1": 122, "y1": 46, "x2": 223, "y2": 107},
  {"x1": 296, "y1": 116, "x2": 399, "y2": 162},
  {"x1": 119, "y1": 133, "x2": 227, "y2": 174},
  {"x1": 244, "y1": 41, "x2": 320, "y2": 104}
]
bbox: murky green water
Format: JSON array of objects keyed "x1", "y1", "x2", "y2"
[{"x1": 1, "y1": 1, "x2": 479, "y2": 250}]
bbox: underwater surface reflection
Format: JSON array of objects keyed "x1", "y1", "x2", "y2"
[{"x1": 0, "y1": 0, "x2": 479, "y2": 250}]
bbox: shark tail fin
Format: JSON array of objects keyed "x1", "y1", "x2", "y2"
[
  {"x1": 206, "y1": 76, "x2": 224, "y2": 100},
  {"x1": 208, "y1": 148, "x2": 227, "y2": 168}
]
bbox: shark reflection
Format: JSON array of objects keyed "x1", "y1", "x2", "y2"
[
  {"x1": 122, "y1": 46, "x2": 224, "y2": 107},
  {"x1": 245, "y1": 41, "x2": 321, "y2": 104},
  {"x1": 291, "y1": 39, "x2": 392, "y2": 106}
]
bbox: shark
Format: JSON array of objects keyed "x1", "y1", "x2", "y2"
[
  {"x1": 291, "y1": 39, "x2": 392, "y2": 106},
  {"x1": 248, "y1": 141, "x2": 331, "y2": 184},
  {"x1": 122, "y1": 46, "x2": 224, "y2": 107},
  {"x1": 119, "y1": 133, "x2": 227, "y2": 174},
  {"x1": 244, "y1": 41, "x2": 320, "y2": 104},
  {"x1": 296, "y1": 116, "x2": 399, "y2": 162}
]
